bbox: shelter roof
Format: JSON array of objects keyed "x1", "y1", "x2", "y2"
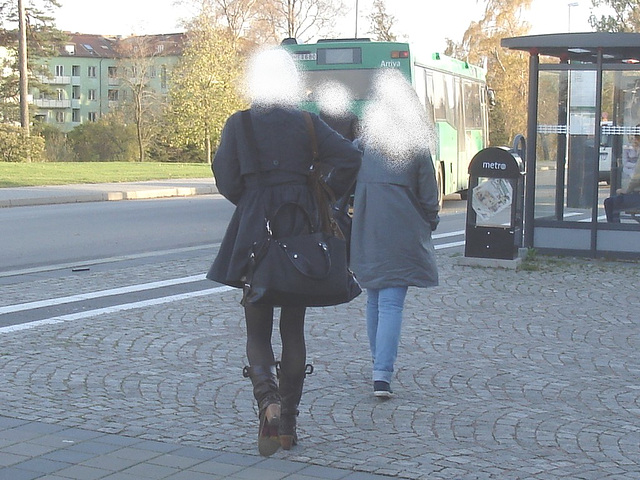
[{"x1": 501, "y1": 32, "x2": 640, "y2": 64}]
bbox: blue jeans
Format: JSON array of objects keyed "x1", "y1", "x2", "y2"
[
  {"x1": 366, "y1": 286, "x2": 408, "y2": 384},
  {"x1": 604, "y1": 193, "x2": 640, "y2": 222}
]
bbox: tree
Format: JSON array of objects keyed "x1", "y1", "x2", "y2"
[
  {"x1": 589, "y1": 0, "x2": 640, "y2": 32},
  {"x1": 0, "y1": 123, "x2": 44, "y2": 161},
  {"x1": 259, "y1": 0, "x2": 347, "y2": 42},
  {"x1": 447, "y1": 0, "x2": 532, "y2": 146},
  {"x1": 168, "y1": 4, "x2": 244, "y2": 163},
  {"x1": 115, "y1": 35, "x2": 172, "y2": 162},
  {"x1": 183, "y1": 0, "x2": 345, "y2": 45},
  {"x1": 210, "y1": 0, "x2": 260, "y2": 45},
  {"x1": 367, "y1": 0, "x2": 397, "y2": 41},
  {"x1": 67, "y1": 113, "x2": 138, "y2": 162}
]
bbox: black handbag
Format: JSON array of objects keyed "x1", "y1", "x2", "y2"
[{"x1": 242, "y1": 202, "x2": 361, "y2": 307}]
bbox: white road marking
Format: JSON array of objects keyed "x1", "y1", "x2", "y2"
[
  {"x1": 0, "y1": 231, "x2": 468, "y2": 334},
  {"x1": 435, "y1": 240, "x2": 466, "y2": 250},
  {"x1": 0, "y1": 285, "x2": 234, "y2": 334},
  {"x1": 0, "y1": 274, "x2": 208, "y2": 314}
]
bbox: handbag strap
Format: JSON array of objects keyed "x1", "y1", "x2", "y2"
[
  {"x1": 267, "y1": 201, "x2": 316, "y2": 237},
  {"x1": 241, "y1": 109, "x2": 259, "y2": 162},
  {"x1": 302, "y1": 112, "x2": 344, "y2": 238},
  {"x1": 302, "y1": 111, "x2": 319, "y2": 161}
]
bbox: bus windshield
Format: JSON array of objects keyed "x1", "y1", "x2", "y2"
[{"x1": 303, "y1": 69, "x2": 376, "y2": 101}]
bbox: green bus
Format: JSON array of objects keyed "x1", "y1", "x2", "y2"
[{"x1": 282, "y1": 38, "x2": 491, "y2": 202}]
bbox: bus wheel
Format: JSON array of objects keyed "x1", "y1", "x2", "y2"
[{"x1": 436, "y1": 163, "x2": 444, "y2": 209}]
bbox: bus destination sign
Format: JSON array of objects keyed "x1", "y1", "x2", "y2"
[{"x1": 291, "y1": 52, "x2": 317, "y2": 61}]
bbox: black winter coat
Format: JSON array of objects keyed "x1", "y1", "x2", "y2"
[{"x1": 207, "y1": 107, "x2": 362, "y2": 288}]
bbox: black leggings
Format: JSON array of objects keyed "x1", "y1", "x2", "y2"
[{"x1": 244, "y1": 304, "x2": 307, "y2": 377}]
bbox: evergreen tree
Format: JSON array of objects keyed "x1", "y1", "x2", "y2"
[{"x1": 0, "y1": 0, "x2": 65, "y2": 124}]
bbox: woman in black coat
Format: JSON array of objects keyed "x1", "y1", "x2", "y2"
[{"x1": 206, "y1": 48, "x2": 361, "y2": 456}]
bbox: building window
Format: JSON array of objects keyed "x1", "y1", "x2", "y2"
[
  {"x1": 108, "y1": 66, "x2": 117, "y2": 78},
  {"x1": 55, "y1": 65, "x2": 64, "y2": 76},
  {"x1": 88, "y1": 66, "x2": 96, "y2": 77},
  {"x1": 88, "y1": 89, "x2": 96, "y2": 101},
  {"x1": 160, "y1": 65, "x2": 167, "y2": 89},
  {"x1": 72, "y1": 85, "x2": 80, "y2": 100},
  {"x1": 72, "y1": 109, "x2": 80, "y2": 122},
  {"x1": 72, "y1": 65, "x2": 80, "y2": 76},
  {"x1": 56, "y1": 89, "x2": 64, "y2": 101},
  {"x1": 108, "y1": 89, "x2": 119, "y2": 101},
  {"x1": 55, "y1": 111, "x2": 65, "y2": 123}
]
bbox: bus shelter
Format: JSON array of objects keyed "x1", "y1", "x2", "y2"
[{"x1": 501, "y1": 33, "x2": 640, "y2": 258}]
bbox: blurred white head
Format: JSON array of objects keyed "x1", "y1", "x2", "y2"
[
  {"x1": 316, "y1": 81, "x2": 353, "y2": 117},
  {"x1": 243, "y1": 47, "x2": 302, "y2": 108},
  {"x1": 361, "y1": 69, "x2": 434, "y2": 166}
]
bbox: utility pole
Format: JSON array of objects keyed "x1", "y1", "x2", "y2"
[{"x1": 18, "y1": 0, "x2": 30, "y2": 137}]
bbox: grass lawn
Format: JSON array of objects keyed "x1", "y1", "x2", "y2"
[{"x1": 0, "y1": 162, "x2": 212, "y2": 188}]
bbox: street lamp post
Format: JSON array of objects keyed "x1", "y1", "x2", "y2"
[
  {"x1": 354, "y1": 0, "x2": 359, "y2": 38},
  {"x1": 568, "y1": 2, "x2": 579, "y2": 32}
]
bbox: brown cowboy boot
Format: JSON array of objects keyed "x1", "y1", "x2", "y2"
[{"x1": 243, "y1": 364, "x2": 281, "y2": 456}]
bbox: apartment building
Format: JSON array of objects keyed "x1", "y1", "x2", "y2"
[{"x1": 32, "y1": 32, "x2": 185, "y2": 132}]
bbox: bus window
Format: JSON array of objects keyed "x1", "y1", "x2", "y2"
[
  {"x1": 414, "y1": 67, "x2": 427, "y2": 109},
  {"x1": 432, "y1": 71, "x2": 447, "y2": 121},
  {"x1": 445, "y1": 75, "x2": 459, "y2": 130},
  {"x1": 463, "y1": 81, "x2": 483, "y2": 129},
  {"x1": 304, "y1": 69, "x2": 375, "y2": 101},
  {"x1": 424, "y1": 71, "x2": 436, "y2": 120}
]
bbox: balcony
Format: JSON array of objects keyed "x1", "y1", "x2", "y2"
[
  {"x1": 32, "y1": 99, "x2": 71, "y2": 108},
  {"x1": 37, "y1": 75, "x2": 71, "y2": 85}
]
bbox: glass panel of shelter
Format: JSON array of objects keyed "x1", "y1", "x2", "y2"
[
  {"x1": 600, "y1": 70, "x2": 640, "y2": 225},
  {"x1": 535, "y1": 67, "x2": 640, "y2": 228},
  {"x1": 535, "y1": 69, "x2": 567, "y2": 222}
]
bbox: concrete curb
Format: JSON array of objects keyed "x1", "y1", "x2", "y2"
[{"x1": 0, "y1": 184, "x2": 218, "y2": 208}]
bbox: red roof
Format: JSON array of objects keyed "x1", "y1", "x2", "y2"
[{"x1": 60, "y1": 32, "x2": 186, "y2": 58}]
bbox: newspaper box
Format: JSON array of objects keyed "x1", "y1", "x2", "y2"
[{"x1": 465, "y1": 147, "x2": 524, "y2": 260}]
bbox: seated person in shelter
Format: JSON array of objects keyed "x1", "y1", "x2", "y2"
[{"x1": 604, "y1": 129, "x2": 640, "y2": 222}]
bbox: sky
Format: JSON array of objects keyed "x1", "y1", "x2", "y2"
[{"x1": 53, "y1": 0, "x2": 595, "y2": 51}]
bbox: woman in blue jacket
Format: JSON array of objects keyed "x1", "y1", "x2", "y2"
[{"x1": 350, "y1": 69, "x2": 440, "y2": 398}]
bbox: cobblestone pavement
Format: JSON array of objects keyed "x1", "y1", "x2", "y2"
[{"x1": 1, "y1": 249, "x2": 640, "y2": 479}]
